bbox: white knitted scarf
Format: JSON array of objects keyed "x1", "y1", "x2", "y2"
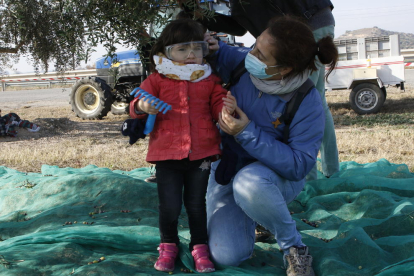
[{"x1": 153, "y1": 55, "x2": 212, "y2": 82}]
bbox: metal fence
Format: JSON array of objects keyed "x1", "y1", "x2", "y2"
[{"x1": 1, "y1": 69, "x2": 97, "y2": 91}]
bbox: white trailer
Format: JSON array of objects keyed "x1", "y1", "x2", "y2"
[{"x1": 326, "y1": 34, "x2": 405, "y2": 114}]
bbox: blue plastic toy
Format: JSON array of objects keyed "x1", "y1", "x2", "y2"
[{"x1": 130, "y1": 87, "x2": 172, "y2": 134}]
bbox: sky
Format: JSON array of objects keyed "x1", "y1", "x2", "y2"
[{"x1": 9, "y1": 0, "x2": 414, "y2": 74}]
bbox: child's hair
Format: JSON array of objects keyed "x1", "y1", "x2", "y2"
[
  {"x1": 267, "y1": 16, "x2": 338, "y2": 82},
  {"x1": 175, "y1": 10, "x2": 208, "y2": 33},
  {"x1": 149, "y1": 18, "x2": 205, "y2": 71}
]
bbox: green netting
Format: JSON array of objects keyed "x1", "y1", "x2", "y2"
[{"x1": 0, "y1": 158, "x2": 414, "y2": 275}]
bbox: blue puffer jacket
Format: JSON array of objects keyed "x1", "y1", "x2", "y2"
[{"x1": 216, "y1": 41, "x2": 325, "y2": 181}]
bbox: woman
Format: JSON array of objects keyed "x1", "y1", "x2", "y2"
[
  {"x1": 205, "y1": 16, "x2": 338, "y2": 276},
  {"x1": 179, "y1": 0, "x2": 340, "y2": 180}
]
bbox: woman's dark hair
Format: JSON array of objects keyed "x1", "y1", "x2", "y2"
[
  {"x1": 267, "y1": 16, "x2": 338, "y2": 81},
  {"x1": 149, "y1": 18, "x2": 205, "y2": 71}
]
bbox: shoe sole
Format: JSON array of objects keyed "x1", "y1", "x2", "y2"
[
  {"x1": 196, "y1": 268, "x2": 215, "y2": 273},
  {"x1": 154, "y1": 264, "x2": 174, "y2": 272}
]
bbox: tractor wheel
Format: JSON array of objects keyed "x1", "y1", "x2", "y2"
[
  {"x1": 349, "y1": 83, "x2": 385, "y2": 115},
  {"x1": 70, "y1": 77, "x2": 113, "y2": 120}
]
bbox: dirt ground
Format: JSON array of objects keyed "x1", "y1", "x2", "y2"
[
  {"x1": 0, "y1": 104, "x2": 153, "y2": 172},
  {"x1": 1, "y1": 106, "x2": 129, "y2": 144}
]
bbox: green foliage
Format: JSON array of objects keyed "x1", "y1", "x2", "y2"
[{"x1": 0, "y1": 0, "x2": 176, "y2": 72}]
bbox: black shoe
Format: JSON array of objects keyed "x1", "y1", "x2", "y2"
[
  {"x1": 255, "y1": 225, "x2": 274, "y2": 242},
  {"x1": 145, "y1": 174, "x2": 157, "y2": 183}
]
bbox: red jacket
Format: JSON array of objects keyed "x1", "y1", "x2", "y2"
[{"x1": 129, "y1": 72, "x2": 226, "y2": 162}]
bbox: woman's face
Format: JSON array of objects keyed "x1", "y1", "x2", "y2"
[{"x1": 250, "y1": 30, "x2": 285, "y2": 80}]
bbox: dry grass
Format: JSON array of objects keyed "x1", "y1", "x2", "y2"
[
  {"x1": 328, "y1": 85, "x2": 414, "y2": 172},
  {"x1": 1, "y1": 86, "x2": 413, "y2": 173},
  {"x1": 0, "y1": 107, "x2": 151, "y2": 172}
]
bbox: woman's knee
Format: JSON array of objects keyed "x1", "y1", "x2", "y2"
[
  {"x1": 232, "y1": 163, "x2": 302, "y2": 208},
  {"x1": 209, "y1": 242, "x2": 251, "y2": 267},
  {"x1": 207, "y1": 201, "x2": 256, "y2": 267},
  {"x1": 232, "y1": 163, "x2": 273, "y2": 203}
]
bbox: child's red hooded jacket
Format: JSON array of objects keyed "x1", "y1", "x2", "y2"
[{"x1": 129, "y1": 72, "x2": 226, "y2": 163}]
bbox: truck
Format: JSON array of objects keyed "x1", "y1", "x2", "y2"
[
  {"x1": 69, "y1": 0, "x2": 234, "y2": 120},
  {"x1": 326, "y1": 34, "x2": 405, "y2": 115}
]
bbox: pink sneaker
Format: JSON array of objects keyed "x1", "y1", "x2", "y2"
[
  {"x1": 154, "y1": 243, "x2": 179, "y2": 272},
  {"x1": 192, "y1": 244, "x2": 215, "y2": 273}
]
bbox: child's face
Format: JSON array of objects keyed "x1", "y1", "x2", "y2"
[{"x1": 165, "y1": 41, "x2": 208, "y2": 65}]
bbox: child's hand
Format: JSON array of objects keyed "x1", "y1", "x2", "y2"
[
  {"x1": 222, "y1": 91, "x2": 237, "y2": 115},
  {"x1": 137, "y1": 97, "x2": 160, "y2": 115}
]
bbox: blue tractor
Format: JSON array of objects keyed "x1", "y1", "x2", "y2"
[
  {"x1": 69, "y1": 0, "x2": 235, "y2": 120},
  {"x1": 70, "y1": 50, "x2": 144, "y2": 119}
]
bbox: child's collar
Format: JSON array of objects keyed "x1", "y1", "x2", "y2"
[{"x1": 153, "y1": 54, "x2": 212, "y2": 83}]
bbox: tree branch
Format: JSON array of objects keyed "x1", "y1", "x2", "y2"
[{"x1": 0, "y1": 41, "x2": 25, "y2": 54}]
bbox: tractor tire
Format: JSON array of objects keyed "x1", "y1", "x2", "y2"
[
  {"x1": 349, "y1": 83, "x2": 385, "y2": 115},
  {"x1": 70, "y1": 77, "x2": 113, "y2": 120},
  {"x1": 111, "y1": 101, "x2": 130, "y2": 115}
]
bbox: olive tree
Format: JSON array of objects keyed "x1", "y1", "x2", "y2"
[{"x1": 0, "y1": 0, "x2": 176, "y2": 73}]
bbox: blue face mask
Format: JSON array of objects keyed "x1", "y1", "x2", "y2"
[{"x1": 245, "y1": 52, "x2": 281, "y2": 80}]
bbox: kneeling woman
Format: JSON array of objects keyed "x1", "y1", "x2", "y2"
[{"x1": 206, "y1": 16, "x2": 338, "y2": 276}]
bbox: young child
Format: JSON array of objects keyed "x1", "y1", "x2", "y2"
[{"x1": 129, "y1": 19, "x2": 235, "y2": 273}]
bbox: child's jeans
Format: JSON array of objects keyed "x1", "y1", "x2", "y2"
[{"x1": 156, "y1": 158, "x2": 211, "y2": 250}]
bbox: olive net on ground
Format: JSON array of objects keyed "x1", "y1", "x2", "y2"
[{"x1": 0, "y1": 158, "x2": 413, "y2": 276}]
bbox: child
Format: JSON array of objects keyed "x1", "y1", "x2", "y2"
[
  {"x1": 129, "y1": 19, "x2": 236, "y2": 273},
  {"x1": 0, "y1": 110, "x2": 40, "y2": 137}
]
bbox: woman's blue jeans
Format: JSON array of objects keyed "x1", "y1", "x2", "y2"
[{"x1": 206, "y1": 160, "x2": 306, "y2": 266}]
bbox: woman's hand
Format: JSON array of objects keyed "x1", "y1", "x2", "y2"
[
  {"x1": 204, "y1": 32, "x2": 219, "y2": 54},
  {"x1": 137, "y1": 98, "x2": 160, "y2": 115},
  {"x1": 222, "y1": 91, "x2": 237, "y2": 115},
  {"x1": 219, "y1": 106, "x2": 250, "y2": 136}
]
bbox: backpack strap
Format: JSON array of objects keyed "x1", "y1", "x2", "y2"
[
  {"x1": 223, "y1": 59, "x2": 247, "y2": 90},
  {"x1": 278, "y1": 78, "x2": 315, "y2": 144}
]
